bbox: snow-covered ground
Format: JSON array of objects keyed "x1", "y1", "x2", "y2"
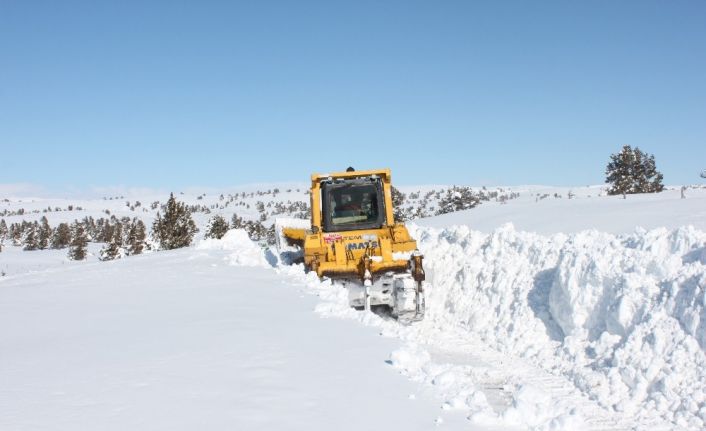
[
  {"x1": 0, "y1": 241, "x2": 468, "y2": 431},
  {"x1": 1, "y1": 184, "x2": 705, "y2": 430},
  {"x1": 416, "y1": 186, "x2": 706, "y2": 234}
]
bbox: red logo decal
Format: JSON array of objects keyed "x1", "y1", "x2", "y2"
[{"x1": 324, "y1": 234, "x2": 342, "y2": 243}]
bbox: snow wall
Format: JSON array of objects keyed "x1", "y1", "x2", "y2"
[{"x1": 409, "y1": 223, "x2": 706, "y2": 428}]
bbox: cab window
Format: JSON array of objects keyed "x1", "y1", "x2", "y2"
[{"x1": 329, "y1": 185, "x2": 379, "y2": 226}]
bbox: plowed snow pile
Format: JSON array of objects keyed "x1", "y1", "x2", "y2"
[
  {"x1": 197, "y1": 229, "x2": 270, "y2": 267},
  {"x1": 410, "y1": 223, "x2": 706, "y2": 429}
]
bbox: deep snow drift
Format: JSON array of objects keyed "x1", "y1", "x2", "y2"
[{"x1": 410, "y1": 223, "x2": 706, "y2": 429}]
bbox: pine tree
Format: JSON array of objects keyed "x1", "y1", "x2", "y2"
[
  {"x1": 643, "y1": 153, "x2": 665, "y2": 193},
  {"x1": 81, "y1": 217, "x2": 96, "y2": 241},
  {"x1": 231, "y1": 213, "x2": 244, "y2": 229},
  {"x1": 243, "y1": 220, "x2": 267, "y2": 241},
  {"x1": 391, "y1": 186, "x2": 407, "y2": 222},
  {"x1": 126, "y1": 218, "x2": 147, "y2": 255},
  {"x1": 605, "y1": 145, "x2": 664, "y2": 195},
  {"x1": 265, "y1": 223, "x2": 276, "y2": 245},
  {"x1": 38, "y1": 216, "x2": 51, "y2": 249},
  {"x1": 23, "y1": 222, "x2": 39, "y2": 251},
  {"x1": 0, "y1": 219, "x2": 7, "y2": 253},
  {"x1": 100, "y1": 219, "x2": 114, "y2": 243},
  {"x1": 10, "y1": 223, "x2": 22, "y2": 245},
  {"x1": 68, "y1": 221, "x2": 88, "y2": 261},
  {"x1": 0, "y1": 219, "x2": 7, "y2": 241},
  {"x1": 120, "y1": 217, "x2": 132, "y2": 243},
  {"x1": 52, "y1": 223, "x2": 72, "y2": 249},
  {"x1": 99, "y1": 223, "x2": 123, "y2": 261},
  {"x1": 94, "y1": 218, "x2": 105, "y2": 242},
  {"x1": 605, "y1": 145, "x2": 635, "y2": 195},
  {"x1": 151, "y1": 193, "x2": 198, "y2": 250},
  {"x1": 436, "y1": 186, "x2": 480, "y2": 215},
  {"x1": 205, "y1": 215, "x2": 229, "y2": 239},
  {"x1": 631, "y1": 147, "x2": 647, "y2": 194}
]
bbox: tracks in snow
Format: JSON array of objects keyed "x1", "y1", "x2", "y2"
[{"x1": 416, "y1": 324, "x2": 637, "y2": 430}]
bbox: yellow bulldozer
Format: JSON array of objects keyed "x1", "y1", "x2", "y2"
[{"x1": 277, "y1": 167, "x2": 426, "y2": 322}]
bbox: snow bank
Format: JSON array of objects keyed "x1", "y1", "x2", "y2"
[
  {"x1": 410, "y1": 223, "x2": 706, "y2": 429},
  {"x1": 196, "y1": 229, "x2": 269, "y2": 267}
]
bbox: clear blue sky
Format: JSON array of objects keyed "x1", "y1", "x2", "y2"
[{"x1": 1, "y1": 1, "x2": 705, "y2": 190}]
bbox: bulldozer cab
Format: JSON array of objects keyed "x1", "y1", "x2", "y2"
[
  {"x1": 321, "y1": 177, "x2": 385, "y2": 232},
  {"x1": 310, "y1": 169, "x2": 395, "y2": 234}
]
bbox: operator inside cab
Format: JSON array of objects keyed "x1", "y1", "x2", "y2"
[
  {"x1": 331, "y1": 187, "x2": 378, "y2": 224},
  {"x1": 328, "y1": 186, "x2": 380, "y2": 227}
]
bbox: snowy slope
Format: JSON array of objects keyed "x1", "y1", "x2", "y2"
[
  {"x1": 416, "y1": 186, "x2": 706, "y2": 234},
  {"x1": 0, "y1": 183, "x2": 309, "y2": 239}
]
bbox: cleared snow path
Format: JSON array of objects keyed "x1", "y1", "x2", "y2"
[{"x1": 0, "y1": 248, "x2": 475, "y2": 430}]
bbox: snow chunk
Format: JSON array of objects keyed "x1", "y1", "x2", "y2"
[
  {"x1": 197, "y1": 229, "x2": 269, "y2": 267},
  {"x1": 388, "y1": 345, "x2": 431, "y2": 378}
]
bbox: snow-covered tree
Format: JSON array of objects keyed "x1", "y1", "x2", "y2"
[
  {"x1": 642, "y1": 153, "x2": 664, "y2": 193},
  {"x1": 10, "y1": 223, "x2": 23, "y2": 245},
  {"x1": 68, "y1": 221, "x2": 88, "y2": 260},
  {"x1": 100, "y1": 219, "x2": 115, "y2": 243},
  {"x1": 231, "y1": 213, "x2": 244, "y2": 229},
  {"x1": 127, "y1": 219, "x2": 147, "y2": 255},
  {"x1": 605, "y1": 145, "x2": 664, "y2": 195},
  {"x1": 205, "y1": 215, "x2": 229, "y2": 239},
  {"x1": 52, "y1": 223, "x2": 72, "y2": 249},
  {"x1": 605, "y1": 146, "x2": 634, "y2": 195},
  {"x1": 81, "y1": 217, "x2": 96, "y2": 241},
  {"x1": 120, "y1": 217, "x2": 132, "y2": 243},
  {"x1": 391, "y1": 186, "x2": 407, "y2": 222},
  {"x1": 151, "y1": 193, "x2": 198, "y2": 250},
  {"x1": 38, "y1": 216, "x2": 51, "y2": 249},
  {"x1": 0, "y1": 219, "x2": 7, "y2": 241},
  {"x1": 100, "y1": 223, "x2": 124, "y2": 261},
  {"x1": 23, "y1": 222, "x2": 39, "y2": 251},
  {"x1": 265, "y1": 223, "x2": 277, "y2": 245},
  {"x1": 436, "y1": 186, "x2": 480, "y2": 215},
  {"x1": 243, "y1": 220, "x2": 267, "y2": 241}
]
